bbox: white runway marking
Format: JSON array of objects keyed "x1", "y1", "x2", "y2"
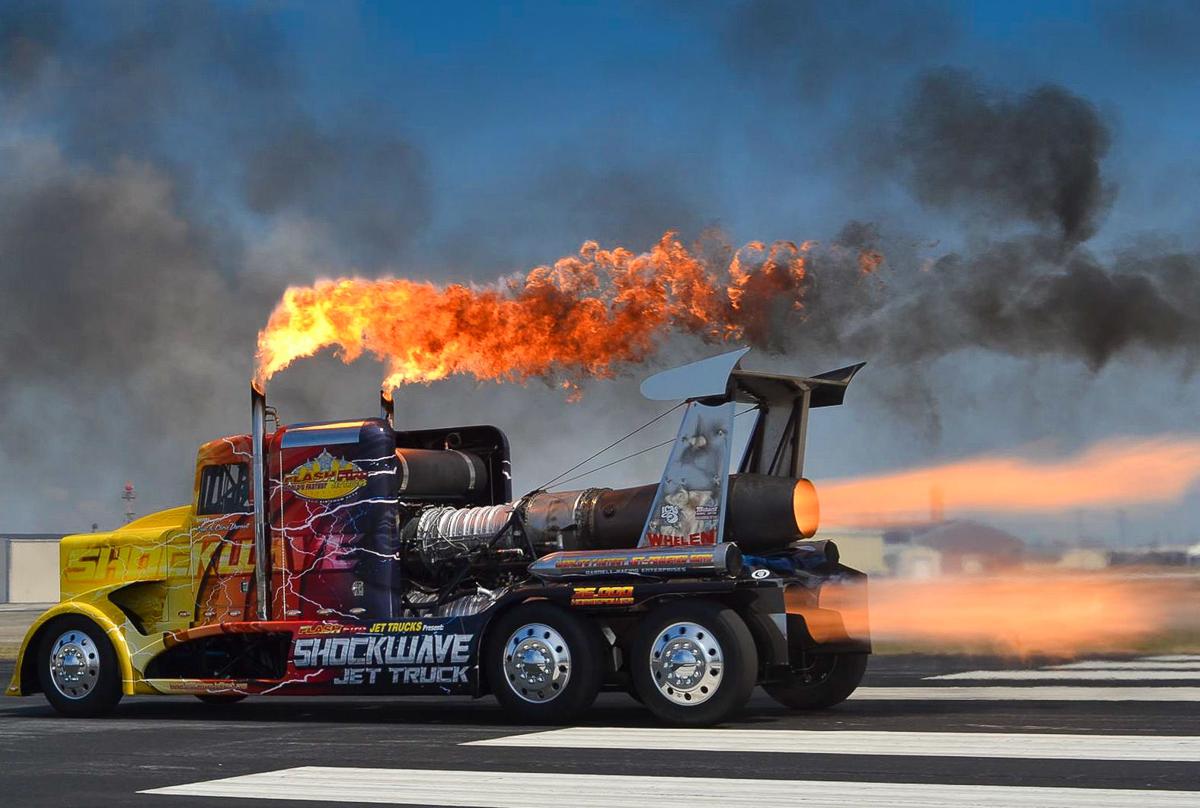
[
  {"x1": 926, "y1": 670, "x2": 1200, "y2": 681},
  {"x1": 1142, "y1": 655, "x2": 1200, "y2": 663},
  {"x1": 466, "y1": 727, "x2": 1200, "y2": 762},
  {"x1": 1049, "y1": 661, "x2": 1200, "y2": 671},
  {"x1": 141, "y1": 766, "x2": 1200, "y2": 807},
  {"x1": 850, "y1": 686, "x2": 1200, "y2": 701}
]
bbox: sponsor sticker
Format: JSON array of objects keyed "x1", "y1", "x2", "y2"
[
  {"x1": 297, "y1": 622, "x2": 367, "y2": 636},
  {"x1": 284, "y1": 449, "x2": 368, "y2": 501},
  {"x1": 368, "y1": 621, "x2": 426, "y2": 633},
  {"x1": 571, "y1": 585, "x2": 635, "y2": 607},
  {"x1": 644, "y1": 530, "x2": 717, "y2": 547}
]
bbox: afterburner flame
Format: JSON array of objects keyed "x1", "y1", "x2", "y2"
[
  {"x1": 818, "y1": 434, "x2": 1200, "y2": 527},
  {"x1": 256, "y1": 233, "x2": 844, "y2": 392},
  {"x1": 839, "y1": 571, "x2": 1198, "y2": 657}
]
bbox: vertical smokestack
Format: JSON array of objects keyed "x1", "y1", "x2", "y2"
[
  {"x1": 930, "y1": 484, "x2": 944, "y2": 523},
  {"x1": 251, "y1": 382, "x2": 270, "y2": 621},
  {"x1": 380, "y1": 389, "x2": 394, "y2": 427}
]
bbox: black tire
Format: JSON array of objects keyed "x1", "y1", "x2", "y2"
[
  {"x1": 36, "y1": 616, "x2": 123, "y2": 718},
  {"x1": 195, "y1": 694, "x2": 248, "y2": 705},
  {"x1": 486, "y1": 601, "x2": 604, "y2": 724},
  {"x1": 631, "y1": 599, "x2": 757, "y2": 726},
  {"x1": 763, "y1": 652, "x2": 868, "y2": 710}
]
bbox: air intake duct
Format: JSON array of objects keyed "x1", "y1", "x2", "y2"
[{"x1": 395, "y1": 447, "x2": 489, "y2": 501}]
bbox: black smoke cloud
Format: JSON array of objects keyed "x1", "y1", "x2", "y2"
[
  {"x1": 768, "y1": 70, "x2": 1198, "y2": 379},
  {"x1": 1101, "y1": 0, "x2": 1200, "y2": 75},
  {"x1": 713, "y1": 10, "x2": 1195, "y2": 379},
  {"x1": 720, "y1": 0, "x2": 959, "y2": 101},
  {"x1": 0, "y1": 0, "x2": 429, "y2": 267},
  {"x1": 242, "y1": 119, "x2": 430, "y2": 266},
  {"x1": 427, "y1": 148, "x2": 714, "y2": 283},
  {"x1": 0, "y1": 143, "x2": 272, "y2": 535},
  {"x1": 798, "y1": 233, "x2": 1200, "y2": 371},
  {"x1": 0, "y1": 2, "x2": 430, "y2": 530},
  {"x1": 0, "y1": 0, "x2": 62, "y2": 92},
  {"x1": 701, "y1": 66, "x2": 1200, "y2": 452},
  {"x1": 889, "y1": 69, "x2": 1114, "y2": 243}
]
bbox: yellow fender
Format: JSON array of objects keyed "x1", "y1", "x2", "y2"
[{"x1": 6, "y1": 600, "x2": 137, "y2": 697}]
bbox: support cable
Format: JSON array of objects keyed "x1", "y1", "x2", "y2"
[{"x1": 536, "y1": 401, "x2": 685, "y2": 491}]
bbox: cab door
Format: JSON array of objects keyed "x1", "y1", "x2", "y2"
[
  {"x1": 274, "y1": 420, "x2": 401, "y2": 621},
  {"x1": 188, "y1": 438, "x2": 257, "y2": 626}
]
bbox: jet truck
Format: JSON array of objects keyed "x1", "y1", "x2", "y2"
[{"x1": 7, "y1": 349, "x2": 871, "y2": 725}]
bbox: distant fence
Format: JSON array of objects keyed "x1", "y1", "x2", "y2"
[{"x1": 0, "y1": 535, "x2": 61, "y2": 603}]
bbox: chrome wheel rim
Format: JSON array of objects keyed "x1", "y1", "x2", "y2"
[
  {"x1": 649, "y1": 621, "x2": 723, "y2": 706},
  {"x1": 502, "y1": 623, "x2": 571, "y2": 703},
  {"x1": 48, "y1": 630, "x2": 101, "y2": 700}
]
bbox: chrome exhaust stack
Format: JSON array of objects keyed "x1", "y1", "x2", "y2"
[{"x1": 251, "y1": 382, "x2": 271, "y2": 621}]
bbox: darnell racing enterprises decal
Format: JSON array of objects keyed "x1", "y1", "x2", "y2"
[
  {"x1": 284, "y1": 449, "x2": 368, "y2": 501},
  {"x1": 292, "y1": 623, "x2": 473, "y2": 686}
]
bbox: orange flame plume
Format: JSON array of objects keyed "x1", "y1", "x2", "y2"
[
  {"x1": 255, "y1": 233, "x2": 861, "y2": 392},
  {"x1": 818, "y1": 434, "x2": 1200, "y2": 527},
  {"x1": 846, "y1": 571, "x2": 1200, "y2": 657}
]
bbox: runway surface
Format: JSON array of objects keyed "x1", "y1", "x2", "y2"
[{"x1": 2, "y1": 653, "x2": 1198, "y2": 807}]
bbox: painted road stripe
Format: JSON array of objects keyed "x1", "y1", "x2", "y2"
[
  {"x1": 1142, "y1": 655, "x2": 1200, "y2": 663},
  {"x1": 466, "y1": 727, "x2": 1200, "y2": 761},
  {"x1": 1049, "y1": 661, "x2": 1200, "y2": 671},
  {"x1": 926, "y1": 670, "x2": 1200, "y2": 681},
  {"x1": 850, "y1": 686, "x2": 1200, "y2": 701},
  {"x1": 141, "y1": 767, "x2": 1200, "y2": 807}
]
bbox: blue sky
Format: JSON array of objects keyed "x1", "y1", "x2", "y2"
[{"x1": 260, "y1": 0, "x2": 1200, "y2": 257}]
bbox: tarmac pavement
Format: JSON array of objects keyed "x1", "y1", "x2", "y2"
[{"x1": 1, "y1": 653, "x2": 1198, "y2": 807}]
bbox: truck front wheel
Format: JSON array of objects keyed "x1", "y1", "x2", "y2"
[
  {"x1": 486, "y1": 602, "x2": 604, "y2": 724},
  {"x1": 631, "y1": 600, "x2": 757, "y2": 726},
  {"x1": 763, "y1": 652, "x2": 868, "y2": 710},
  {"x1": 37, "y1": 616, "x2": 123, "y2": 718}
]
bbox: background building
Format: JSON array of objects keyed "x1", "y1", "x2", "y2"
[{"x1": 0, "y1": 534, "x2": 62, "y2": 603}]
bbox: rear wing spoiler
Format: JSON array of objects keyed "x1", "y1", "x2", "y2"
[
  {"x1": 731, "y1": 362, "x2": 865, "y2": 410},
  {"x1": 635, "y1": 349, "x2": 864, "y2": 547},
  {"x1": 638, "y1": 347, "x2": 865, "y2": 478}
]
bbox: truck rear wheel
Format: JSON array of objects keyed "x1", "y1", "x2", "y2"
[
  {"x1": 763, "y1": 652, "x2": 868, "y2": 710},
  {"x1": 486, "y1": 602, "x2": 603, "y2": 724},
  {"x1": 37, "y1": 616, "x2": 123, "y2": 718},
  {"x1": 631, "y1": 600, "x2": 757, "y2": 726}
]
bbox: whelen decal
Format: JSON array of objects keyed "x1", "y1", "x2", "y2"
[
  {"x1": 570, "y1": 585, "x2": 635, "y2": 607},
  {"x1": 644, "y1": 530, "x2": 717, "y2": 547},
  {"x1": 284, "y1": 450, "x2": 368, "y2": 501}
]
